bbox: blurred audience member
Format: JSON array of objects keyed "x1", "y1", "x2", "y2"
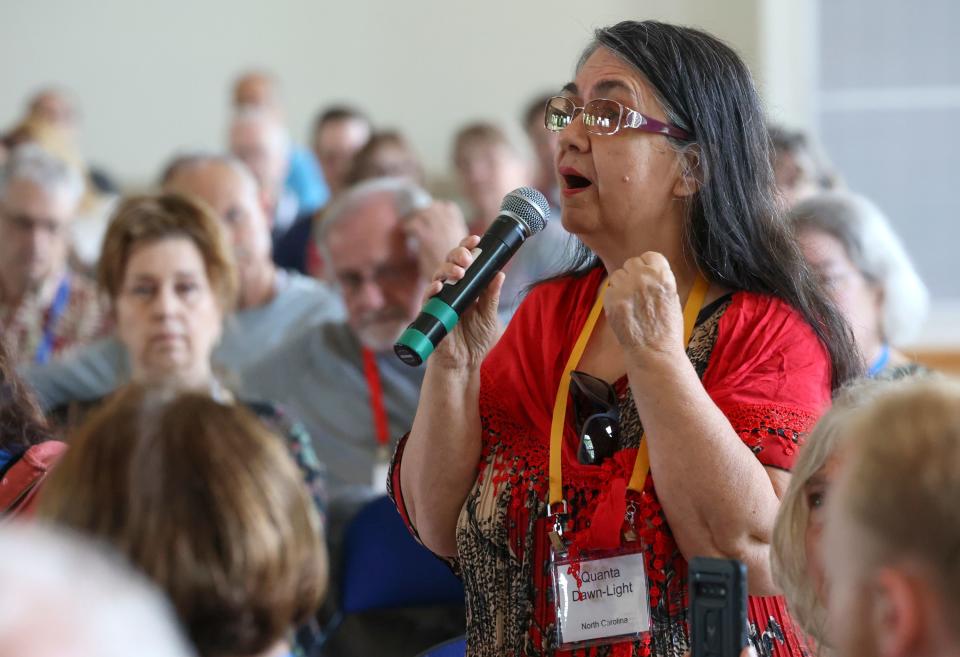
[
  {"x1": 0, "y1": 523, "x2": 194, "y2": 657},
  {"x1": 229, "y1": 107, "x2": 300, "y2": 238},
  {"x1": 39, "y1": 385, "x2": 327, "y2": 657},
  {"x1": 768, "y1": 125, "x2": 839, "y2": 208},
  {"x1": 232, "y1": 70, "x2": 277, "y2": 110},
  {"x1": 231, "y1": 70, "x2": 329, "y2": 214},
  {"x1": 26, "y1": 154, "x2": 342, "y2": 411},
  {"x1": 311, "y1": 105, "x2": 372, "y2": 199},
  {"x1": 4, "y1": 113, "x2": 119, "y2": 270},
  {"x1": 772, "y1": 380, "x2": 903, "y2": 651},
  {"x1": 345, "y1": 130, "x2": 425, "y2": 186},
  {"x1": 823, "y1": 379, "x2": 960, "y2": 657},
  {"x1": 0, "y1": 144, "x2": 107, "y2": 366},
  {"x1": 453, "y1": 122, "x2": 528, "y2": 231},
  {"x1": 45, "y1": 194, "x2": 326, "y2": 513},
  {"x1": 788, "y1": 191, "x2": 929, "y2": 378},
  {"x1": 164, "y1": 154, "x2": 340, "y2": 323},
  {"x1": 25, "y1": 86, "x2": 118, "y2": 194},
  {"x1": 242, "y1": 178, "x2": 464, "y2": 501},
  {"x1": 275, "y1": 129, "x2": 426, "y2": 276},
  {"x1": 523, "y1": 92, "x2": 561, "y2": 208},
  {"x1": 0, "y1": 337, "x2": 65, "y2": 516},
  {"x1": 453, "y1": 122, "x2": 567, "y2": 318},
  {"x1": 26, "y1": 88, "x2": 78, "y2": 137}
]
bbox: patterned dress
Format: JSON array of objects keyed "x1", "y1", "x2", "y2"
[{"x1": 392, "y1": 267, "x2": 832, "y2": 657}]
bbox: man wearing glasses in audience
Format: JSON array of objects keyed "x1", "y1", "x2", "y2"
[
  {"x1": 240, "y1": 177, "x2": 465, "y2": 504},
  {"x1": 0, "y1": 144, "x2": 107, "y2": 366},
  {"x1": 24, "y1": 153, "x2": 343, "y2": 409}
]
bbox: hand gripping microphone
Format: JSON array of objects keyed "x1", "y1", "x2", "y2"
[{"x1": 394, "y1": 186, "x2": 550, "y2": 366}]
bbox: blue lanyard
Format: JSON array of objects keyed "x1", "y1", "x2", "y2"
[
  {"x1": 34, "y1": 276, "x2": 72, "y2": 366},
  {"x1": 868, "y1": 344, "x2": 891, "y2": 378}
]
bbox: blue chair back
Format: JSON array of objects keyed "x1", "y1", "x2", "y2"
[
  {"x1": 340, "y1": 495, "x2": 464, "y2": 613},
  {"x1": 416, "y1": 635, "x2": 466, "y2": 657}
]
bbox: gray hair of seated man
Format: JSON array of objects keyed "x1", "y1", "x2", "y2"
[
  {"x1": 315, "y1": 176, "x2": 432, "y2": 252},
  {"x1": 0, "y1": 143, "x2": 85, "y2": 207},
  {"x1": 0, "y1": 522, "x2": 195, "y2": 657},
  {"x1": 787, "y1": 190, "x2": 929, "y2": 346}
]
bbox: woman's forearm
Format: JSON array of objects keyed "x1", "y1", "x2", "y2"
[
  {"x1": 627, "y1": 355, "x2": 784, "y2": 595},
  {"x1": 400, "y1": 361, "x2": 483, "y2": 557}
]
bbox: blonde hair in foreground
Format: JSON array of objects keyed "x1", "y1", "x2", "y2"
[
  {"x1": 772, "y1": 379, "x2": 906, "y2": 647},
  {"x1": 38, "y1": 385, "x2": 327, "y2": 657},
  {"x1": 838, "y1": 378, "x2": 960, "y2": 627}
]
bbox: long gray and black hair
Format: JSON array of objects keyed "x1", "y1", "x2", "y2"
[{"x1": 547, "y1": 20, "x2": 861, "y2": 389}]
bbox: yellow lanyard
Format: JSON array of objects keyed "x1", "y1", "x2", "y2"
[{"x1": 548, "y1": 273, "x2": 710, "y2": 510}]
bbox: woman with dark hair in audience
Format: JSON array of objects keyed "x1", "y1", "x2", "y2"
[
  {"x1": 0, "y1": 336, "x2": 65, "y2": 516},
  {"x1": 51, "y1": 193, "x2": 326, "y2": 513},
  {"x1": 38, "y1": 385, "x2": 327, "y2": 657},
  {"x1": 392, "y1": 20, "x2": 860, "y2": 657}
]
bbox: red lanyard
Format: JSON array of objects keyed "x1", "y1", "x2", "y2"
[{"x1": 361, "y1": 347, "x2": 390, "y2": 447}]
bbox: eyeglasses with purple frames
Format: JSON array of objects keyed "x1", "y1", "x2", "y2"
[{"x1": 544, "y1": 95, "x2": 692, "y2": 141}]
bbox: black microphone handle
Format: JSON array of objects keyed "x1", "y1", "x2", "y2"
[
  {"x1": 394, "y1": 215, "x2": 527, "y2": 366},
  {"x1": 437, "y1": 215, "x2": 527, "y2": 314}
]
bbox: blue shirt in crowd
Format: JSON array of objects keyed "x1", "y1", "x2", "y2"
[{"x1": 285, "y1": 146, "x2": 328, "y2": 214}]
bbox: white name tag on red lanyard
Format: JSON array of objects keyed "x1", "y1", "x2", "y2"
[
  {"x1": 371, "y1": 460, "x2": 390, "y2": 494},
  {"x1": 553, "y1": 551, "x2": 651, "y2": 647}
]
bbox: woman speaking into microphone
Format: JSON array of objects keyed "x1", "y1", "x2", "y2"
[{"x1": 390, "y1": 20, "x2": 859, "y2": 657}]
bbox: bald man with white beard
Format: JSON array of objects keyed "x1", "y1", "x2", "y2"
[{"x1": 24, "y1": 154, "x2": 343, "y2": 409}]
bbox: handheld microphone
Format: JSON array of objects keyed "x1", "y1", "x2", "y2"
[{"x1": 394, "y1": 186, "x2": 550, "y2": 367}]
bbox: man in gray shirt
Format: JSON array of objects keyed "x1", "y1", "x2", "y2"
[
  {"x1": 25, "y1": 154, "x2": 343, "y2": 408},
  {"x1": 240, "y1": 177, "x2": 466, "y2": 502}
]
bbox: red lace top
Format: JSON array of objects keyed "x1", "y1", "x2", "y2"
[{"x1": 392, "y1": 267, "x2": 831, "y2": 657}]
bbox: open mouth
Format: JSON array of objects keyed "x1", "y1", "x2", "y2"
[
  {"x1": 564, "y1": 174, "x2": 592, "y2": 189},
  {"x1": 559, "y1": 167, "x2": 593, "y2": 193}
]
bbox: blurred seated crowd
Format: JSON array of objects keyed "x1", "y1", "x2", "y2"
[{"x1": 0, "y1": 68, "x2": 950, "y2": 657}]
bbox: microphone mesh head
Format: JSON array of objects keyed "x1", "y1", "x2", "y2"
[{"x1": 500, "y1": 187, "x2": 549, "y2": 235}]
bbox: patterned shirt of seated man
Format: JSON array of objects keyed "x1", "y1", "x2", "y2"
[{"x1": 0, "y1": 144, "x2": 108, "y2": 366}]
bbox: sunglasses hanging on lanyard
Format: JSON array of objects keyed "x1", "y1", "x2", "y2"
[{"x1": 546, "y1": 274, "x2": 709, "y2": 651}]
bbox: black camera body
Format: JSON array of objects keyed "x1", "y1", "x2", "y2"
[{"x1": 689, "y1": 557, "x2": 748, "y2": 657}]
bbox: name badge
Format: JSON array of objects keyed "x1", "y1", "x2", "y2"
[{"x1": 552, "y1": 550, "x2": 650, "y2": 648}]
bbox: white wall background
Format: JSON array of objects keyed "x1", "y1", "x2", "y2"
[
  {"x1": 10, "y1": 0, "x2": 953, "y2": 346},
  {"x1": 1, "y1": 0, "x2": 774, "y2": 188}
]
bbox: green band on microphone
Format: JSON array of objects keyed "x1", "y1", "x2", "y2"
[
  {"x1": 397, "y1": 327, "x2": 435, "y2": 363},
  {"x1": 423, "y1": 297, "x2": 459, "y2": 333}
]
